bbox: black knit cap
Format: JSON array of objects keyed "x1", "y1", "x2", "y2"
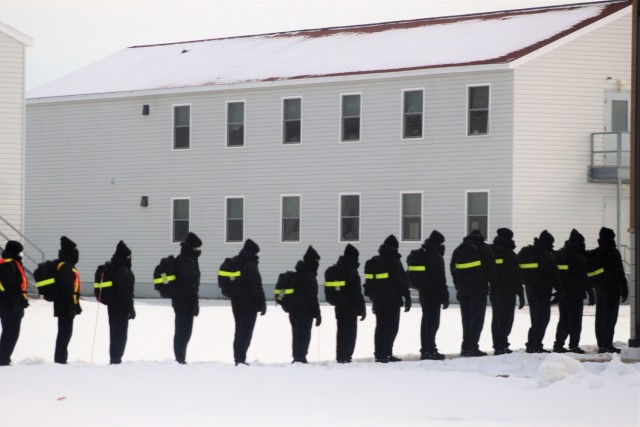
[
  {"x1": 469, "y1": 229, "x2": 485, "y2": 240},
  {"x1": 538, "y1": 230, "x2": 554, "y2": 246},
  {"x1": 184, "y1": 232, "x2": 202, "y2": 248},
  {"x1": 114, "y1": 240, "x2": 132, "y2": 258},
  {"x1": 60, "y1": 236, "x2": 77, "y2": 252},
  {"x1": 383, "y1": 234, "x2": 399, "y2": 249},
  {"x1": 496, "y1": 228, "x2": 514, "y2": 240},
  {"x1": 303, "y1": 245, "x2": 320, "y2": 262},
  {"x1": 243, "y1": 238, "x2": 260, "y2": 255},
  {"x1": 5, "y1": 241, "x2": 23, "y2": 256},
  {"x1": 599, "y1": 227, "x2": 615, "y2": 240},
  {"x1": 425, "y1": 230, "x2": 445, "y2": 246},
  {"x1": 343, "y1": 243, "x2": 359, "y2": 260},
  {"x1": 568, "y1": 228, "x2": 585, "y2": 244}
]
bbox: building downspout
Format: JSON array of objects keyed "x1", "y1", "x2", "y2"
[{"x1": 629, "y1": 0, "x2": 639, "y2": 356}]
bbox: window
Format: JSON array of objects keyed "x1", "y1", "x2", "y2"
[
  {"x1": 172, "y1": 199, "x2": 190, "y2": 243},
  {"x1": 341, "y1": 94, "x2": 361, "y2": 142},
  {"x1": 173, "y1": 105, "x2": 190, "y2": 149},
  {"x1": 611, "y1": 100, "x2": 629, "y2": 132},
  {"x1": 403, "y1": 90, "x2": 423, "y2": 139},
  {"x1": 281, "y1": 196, "x2": 300, "y2": 242},
  {"x1": 283, "y1": 98, "x2": 302, "y2": 144},
  {"x1": 402, "y1": 193, "x2": 422, "y2": 241},
  {"x1": 467, "y1": 191, "x2": 489, "y2": 238},
  {"x1": 340, "y1": 194, "x2": 360, "y2": 241},
  {"x1": 468, "y1": 85, "x2": 490, "y2": 136},
  {"x1": 227, "y1": 101, "x2": 245, "y2": 147},
  {"x1": 226, "y1": 197, "x2": 244, "y2": 242}
]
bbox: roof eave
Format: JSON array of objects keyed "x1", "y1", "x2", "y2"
[{"x1": 0, "y1": 21, "x2": 33, "y2": 47}]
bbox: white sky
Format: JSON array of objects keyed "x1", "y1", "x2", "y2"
[{"x1": 1, "y1": 0, "x2": 605, "y2": 91}]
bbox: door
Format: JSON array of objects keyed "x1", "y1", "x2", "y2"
[{"x1": 604, "y1": 91, "x2": 630, "y2": 166}]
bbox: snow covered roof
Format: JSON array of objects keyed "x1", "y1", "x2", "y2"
[{"x1": 27, "y1": 0, "x2": 630, "y2": 100}]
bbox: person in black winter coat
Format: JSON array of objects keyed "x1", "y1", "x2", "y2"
[
  {"x1": 172, "y1": 232, "x2": 202, "y2": 364},
  {"x1": 230, "y1": 239, "x2": 266, "y2": 366},
  {"x1": 327, "y1": 243, "x2": 366, "y2": 364},
  {"x1": 450, "y1": 229, "x2": 495, "y2": 357},
  {"x1": 368, "y1": 235, "x2": 411, "y2": 363},
  {"x1": 107, "y1": 241, "x2": 135, "y2": 364},
  {"x1": 518, "y1": 230, "x2": 560, "y2": 353},
  {"x1": 54, "y1": 236, "x2": 82, "y2": 364},
  {"x1": 591, "y1": 227, "x2": 628, "y2": 353},
  {"x1": 0, "y1": 241, "x2": 29, "y2": 366},
  {"x1": 553, "y1": 229, "x2": 594, "y2": 354},
  {"x1": 489, "y1": 228, "x2": 524, "y2": 355},
  {"x1": 407, "y1": 230, "x2": 448, "y2": 360}
]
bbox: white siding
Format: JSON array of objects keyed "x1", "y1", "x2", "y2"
[{"x1": 513, "y1": 13, "x2": 631, "y2": 248}]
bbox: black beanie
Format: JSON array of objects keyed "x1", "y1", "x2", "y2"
[
  {"x1": 5, "y1": 241, "x2": 23, "y2": 256},
  {"x1": 60, "y1": 236, "x2": 77, "y2": 252},
  {"x1": 243, "y1": 238, "x2": 260, "y2": 255},
  {"x1": 303, "y1": 245, "x2": 320, "y2": 263},
  {"x1": 469, "y1": 229, "x2": 485, "y2": 240},
  {"x1": 496, "y1": 228, "x2": 514, "y2": 240},
  {"x1": 425, "y1": 230, "x2": 445, "y2": 246},
  {"x1": 114, "y1": 240, "x2": 132, "y2": 258},
  {"x1": 568, "y1": 228, "x2": 585, "y2": 244},
  {"x1": 344, "y1": 243, "x2": 359, "y2": 260},
  {"x1": 383, "y1": 235, "x2": 399, "y2": 249},
  {"x1": 185, "y1": 232, "x2": 202, "y2": 248},
  {"x1": 538, "y1": 230, "x2": 554, "y2": 246},
  {"x1": 599, "y1": 227, "x2": 615, "y2": 241}
]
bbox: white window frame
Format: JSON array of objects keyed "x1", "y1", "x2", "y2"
[
  {"x1": 171, "y1": 197, "x2": 191, "y2": 243},
  {"x1": 466, "y1": 84, "x2": 491, "y2": 137},
  {"x1": 339, "y1": 92, "x2": 362, "y2": 143},
  {"x1": 400, "y1": 191, "x2": 423, "y2": 242},
  {"x1": 172, "y1": 104, "x2": 192, "y2": 151},
  {"x1": 401, "y1": 88, "x2": 425, "y2": 140},
  {"x1": 465, "y1": 190, "x2": 490, "y2": 237},
  {"x1": 282, "y1": 96, "x2": 303, "y2": 145},
  {"x1": 280, "y1": 194, "x2": 302, "y2": 243},
  {"x1": 225, "y1": 100, "x2": 246, "y2": 148},
  {"x1": 225, "y1": 196, "x2": 245, "y2": 243},
  {"x1": 339, "y1": 193, "x2": 361, "y2": 243}
]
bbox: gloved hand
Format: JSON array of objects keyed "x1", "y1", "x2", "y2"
[
  {"x1": 403, "y1": 296, "x2": 411, "y2": 312},
  {"x1": 442, "y1": 299, "x2": 449, "y2": 310},
  {"x1": 550, "y1": 292, "x2": 559, "y2": 305},
  {"x1": 193, "y1": 305, "x2": 200, "y2": 317},
  {"x1": 315, "y1": 315, "x2": 322, "y2": 327},
  {"x1": 260, "y1": 304, "x2": 267, "y2": 316},
  {"x1": 518, "y1": 295, "x2": 525, "y2": 310},
  {"x1": 359, "y1": 309, "x2": 366, "y2": 321},
  {"x1": 587, "y1": 291, "x2": 595, "y2": 306},
  {"x1": 621, "y1": 286, "x2": 629, "y2": 303},
  {"x1": 128, "y1": 307, "x2": 136, "y2": 320},
  {"x1": 75, "y1": 304, "x2": 83, "y2": 315}
]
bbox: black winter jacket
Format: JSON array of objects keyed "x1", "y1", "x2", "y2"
[
  {"x1": 292, "y1": 260, "x2": 321, "y2": 318},
  {"x1": 554, "y1": 242, "x2": 591, "y2": 301},
  {"x1": 172, "y1": 244, "x2": 200, "y2": 315},
  {"x1": 335, "y1": 255, "x2": 366, "y2": 315},
  {"x1": 109, "y1": 256, "x2": 135, "y2": 315},
  {"x1": 592, "y1": 239, "x2": 628, "y2": 297},
  {"x1": 490, "y1": 239, "x2": 523, "y2": 300},
  {"x1": 410, "y1": 243, "x2": 448, "y2": 305},
  {"x1": 0, "y1": 252, "x2": 28, "y2": 311},
  {"x1": 518, "y1": 241, "x2": 560, "y2": 297},
  {"x1": 376, "y1": 243, "x2": 410, "y2": 307},
  {"x1": 54, "y1": 248, "x2": 81, "y2": 318},
  {"x1": 450, "y1": 235, "x2": 495, "y2": 297},
  {"x1": 231, "y1": 249, "x2": 266, "y2": 313}
]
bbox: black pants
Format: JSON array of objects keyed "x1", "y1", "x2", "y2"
[
  {"x1": 0, "y1": 308, "x2": 23, "y2": 365},
  {"x1": 555, "y1": 298, "x2": 584, "y2": 348},
  {"x1": 458, "y1": 295, "x2": 486, "y2": 352},
  {"x1": 335, "y1": 305, "x2": 358, "y2": 362},
  {"x1": 420, "y1": 302, "x2": 441, "y2": 355},
  {"x1": 491, "y1": 294, "x2": 516, "y2": 351},
  {"x1": 595, "y1": 293, "x2": 620, "y2": 349},
  {"x1": 55, "y1": 315, "x2": 74, "y2": 363},
  {"x1": 173, "y1": 308, "x2": 194, "y2": 363},
  {"x1": 108, "y1": 307, "x2": 129, "y2": 364},
  {"x1": 289, "y1": 313, "x2": 313, "y2": 362},
  {"x1": 232, "y1": 306, "x2": 257, "y2": 364},
  {"x1": 373, "y1": 302, "x2": 400, "y2": 359},
  {"x1": 525, "y1": 291, "x2": 551, "y2": 351}
]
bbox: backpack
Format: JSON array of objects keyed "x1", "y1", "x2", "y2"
[
  {"x1": 94, "y1": 261, "x2": 115, "y2": 305},
  {"x1": 218, "y1": 256, "x2": 246, "y2": 298},
  {"x1": 34, "y1": 259, "x2": 61, "y2": 302},
  {"x1": 363, "y1": 255, "x2": 392, "y2": 300},
  {"x1": 586, "y1": 249, "x2": 606, "y2": 287},
  {"x1": 406, "y1": 249, "x2": 429, "y2": 291},
  {"x1": 517, "y1": 245, "x2": 540, "y2": 282},
  {"x1": 274, "y1": 271, "x2": 300, "y2": 313},
  {"x1": 153, "y1": 256, "x2": 178, "y2": 298},
  {"x1": 324, "y1": 263, "x2": 350, "y2": 306}
]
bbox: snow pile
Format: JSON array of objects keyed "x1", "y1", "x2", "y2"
[{"x1": 537, "y1": 353, "x2": 584, "y2": 385}]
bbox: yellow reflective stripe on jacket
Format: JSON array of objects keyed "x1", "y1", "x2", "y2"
[
  {"x1": 36, "y1": 278, "x2": 56, "y2": 287},
  {"x1": 324, "y1": 281, "x2": 346, "y2": 288},
  {"x1": 557, "y1": 265, "x2": 569, "y2": 271},
  {"x1": 587, "y1": 268, "x2": 605, "y2": 278},
  {"x1": 274, "y1": 288, "x2": 294, "y2": 295},
  {"x1": 94, "y1": 281, "x2": 113, "y2": 289},
  {"x1": 455, "y1": 260, "x2": 481, "y2": 269},
  {"x1": 365, "y1": 273, "x2": 389, "y2": 280},
  {"x1": 519, "y1": 263, "x2": 539, "y2": 269},
  {"x1": 218, "y1": 270, "x2": 241, "y2": 278},
  {"x1": 495, "y1": 259, "x2": 504, "y2": 265},
  {"x1": 153, "y1": 274, "x2": 176, "y2": 284},
  {"x1": 0, "y1": 281, "x2": 4, "y2": 292},
  {"x1": 408, "y1": 265, "x2": 426, "y2": 272}
]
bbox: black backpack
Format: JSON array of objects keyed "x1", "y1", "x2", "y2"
[
  {"x1": 586, "y1": 248, "x2": 606, "y2": 287},
  {"x1": 274, "y1": 271, "x2": 299, "y2": 313},
  {"x1": 518, "y1": 245, "x2": 540, "y2": 283},
  {"x1": 324, "y1": 263, "x2": 350, "y2": 306},
  {"x1": 34, "y1": 259, "x2": 61, "y2": 302},
  {"x1": 94, "y1": 261, "x2": 115, "y2": 305},
  {"x1": 363, "y1": 255, "x2": 392, "y2": 300},
  {"x1": 153, "y1": 256, "x2": 178, "y2": 298},
  {"x1": 406, "y1": 249, "x2": 429, "y2": 291},
  {"x1": 218, "y1": 256, "x2": 245, "y2": 298}
]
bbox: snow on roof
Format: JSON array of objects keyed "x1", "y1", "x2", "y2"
[{"x1": 27, "y1": 1, "x2": 629, "y2": 100}]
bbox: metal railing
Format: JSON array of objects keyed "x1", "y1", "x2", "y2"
[{"x1": 590, "y1": 131, "x2": 631, "y2": 169}]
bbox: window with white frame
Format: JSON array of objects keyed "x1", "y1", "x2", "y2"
[
  {"x1": 227, "y1": 101, "x2": 245, "y2": 147},
  {"x1": 281, "y1": 196, "x2": 300, "y2": 242},
  {"x1": 466, "y1": 191, "x2": 488, "y2": 237},
  {"x1": 402, "y1": 193, "x2": 422, "y2": 241},
  {"x1": 283, "y1": 98, "x2": 302, "y2": 144},
  {"x1": 172, "y1": 199, "x2": 190, "y2": 243},
  {"x1": 468, "y1": 85, "x2": 489, "y2": 136},
  {"x1": 341, "y1": 94, "x2": 361, "y2": 142},
  {"x1": 226, "y1": 197, "x2": 244, "y2": 242},
  {"x1": 173, "y1": 105, "x2": 190, "y2": 149},
  {"x1": 403, "y1": 90, "x2": 423, "y2": 139},
  {"x1": 340, "y1": 194, "x2": 360, "y2": 241}
]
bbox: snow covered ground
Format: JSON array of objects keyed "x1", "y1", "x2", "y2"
[{"x1": 3, "y1": 298, "x2": 639, "y2": 426}]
